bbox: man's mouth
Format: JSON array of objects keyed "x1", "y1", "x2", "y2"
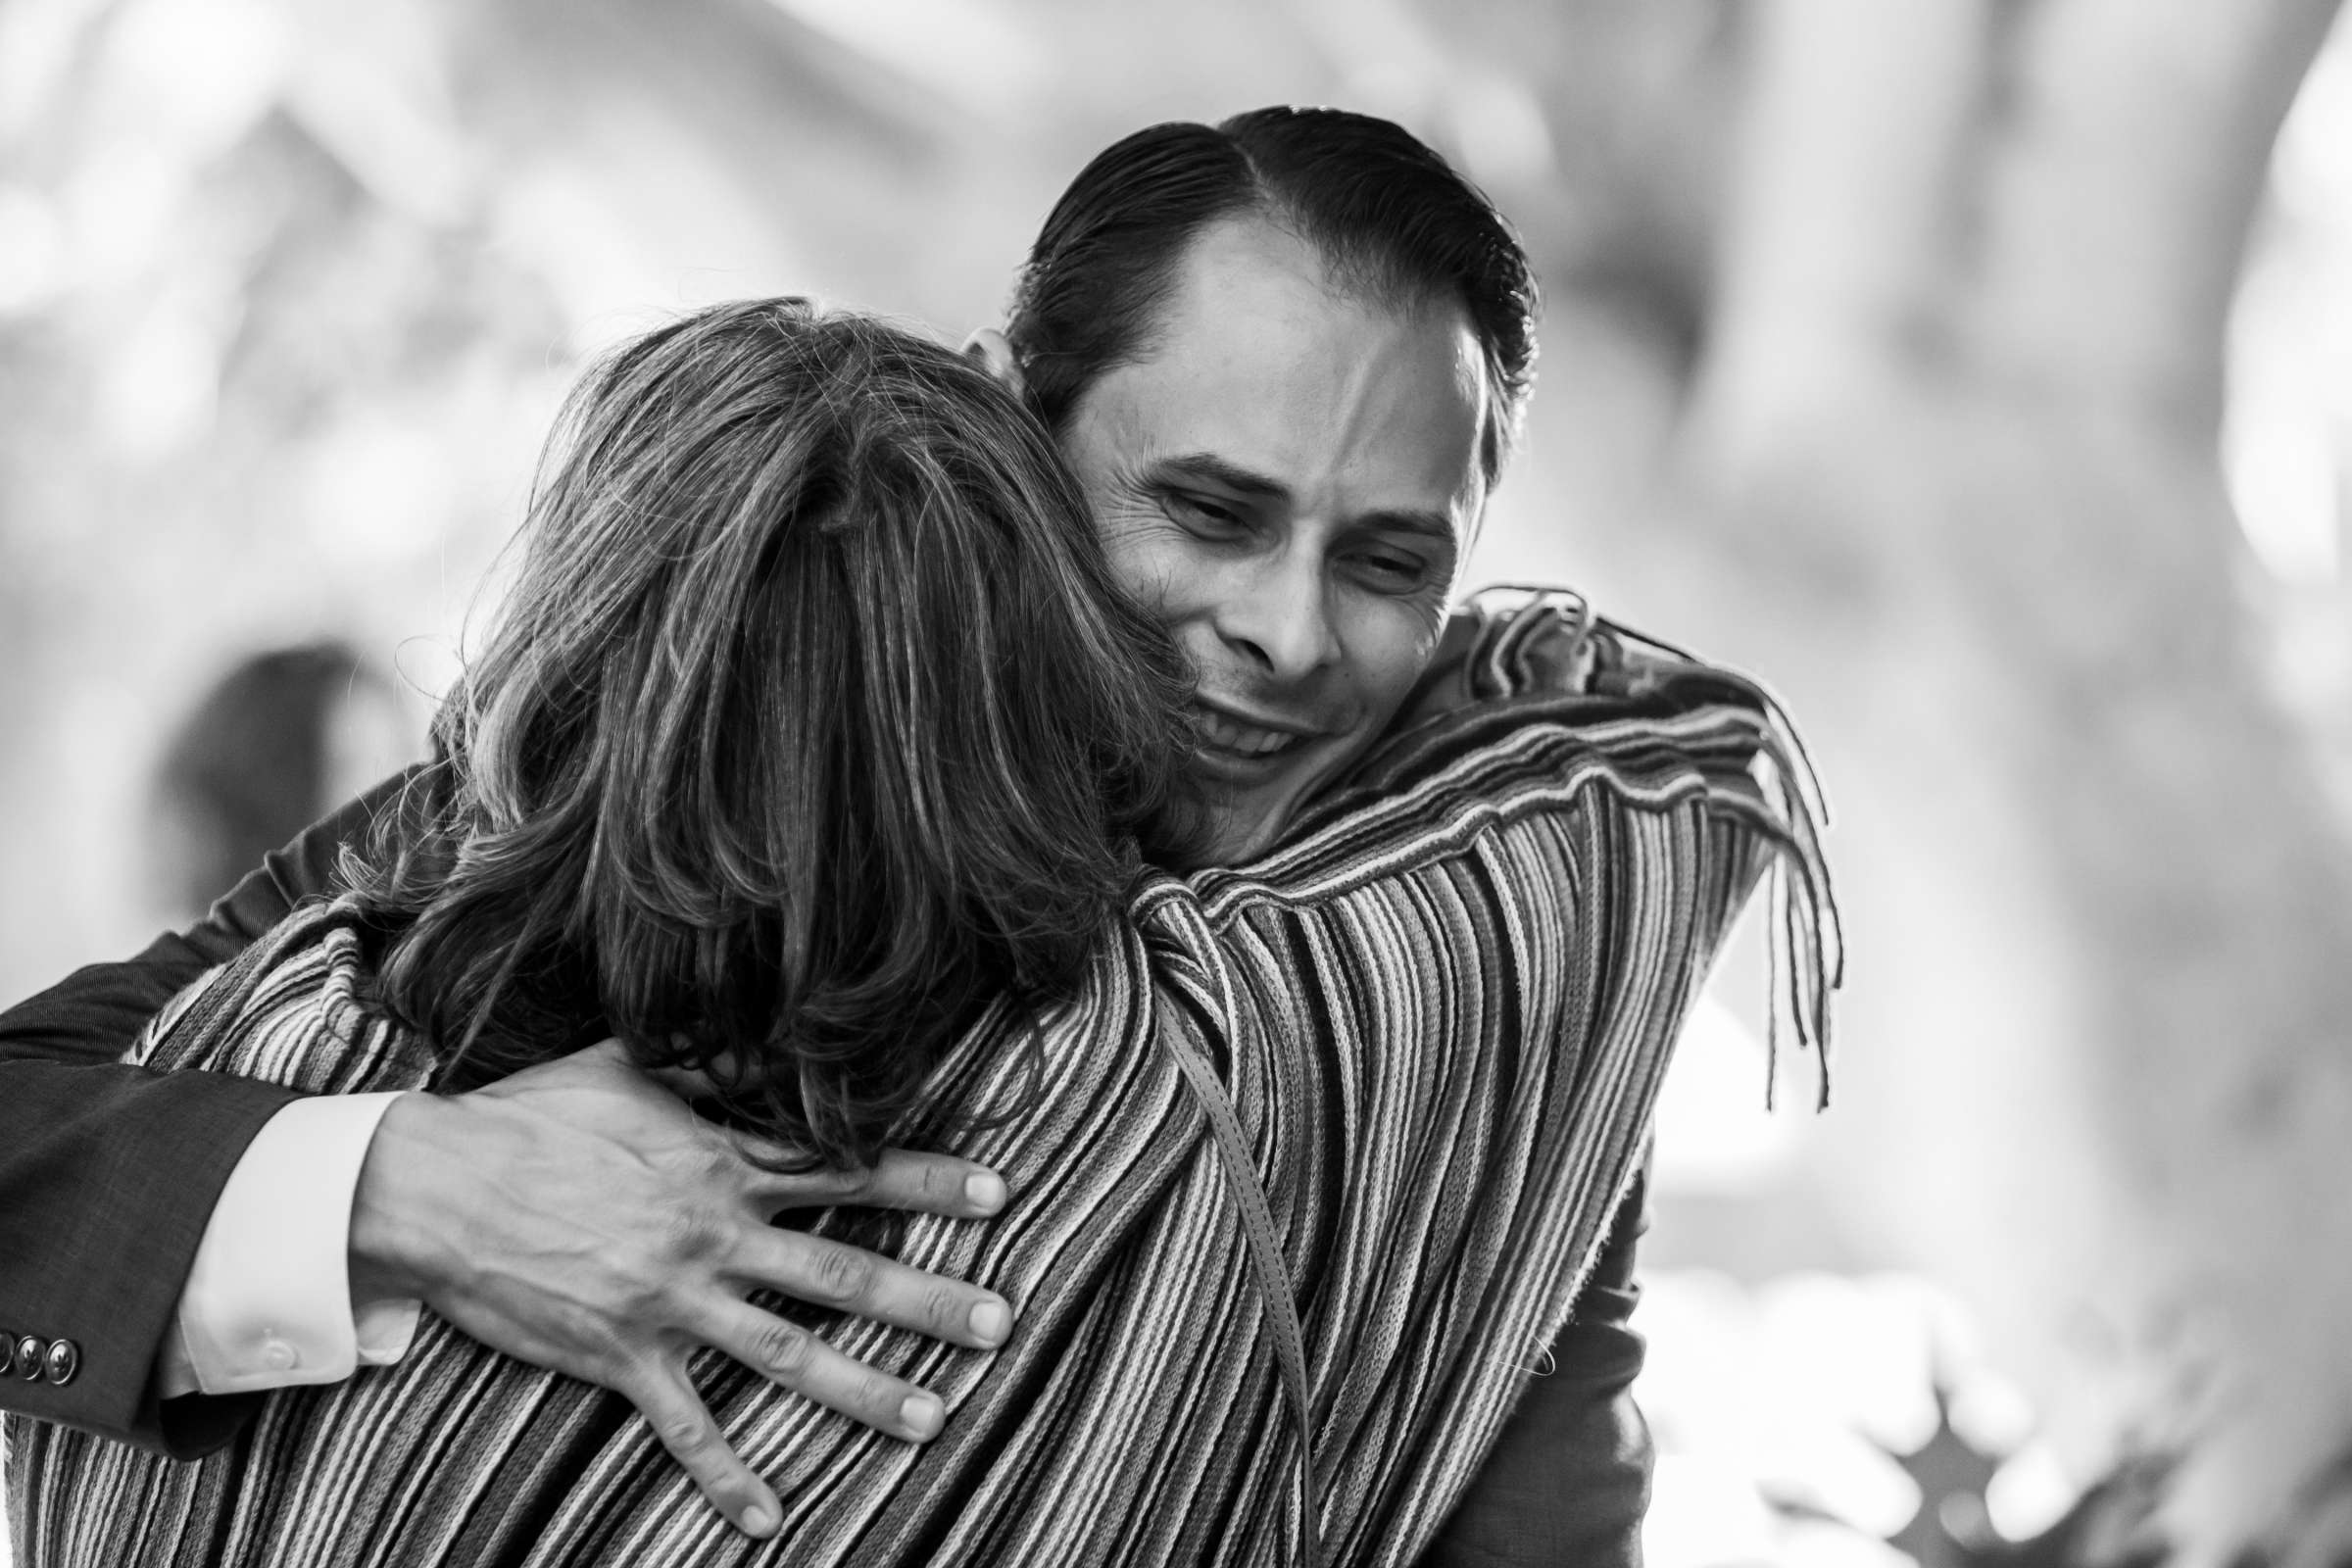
[
  {"x1": 1189, "y1": 701, "x2": 1323, "y2": 772},
  {"x1": 1196, "y1": 707, "x2": 1304, "y2": 759}
]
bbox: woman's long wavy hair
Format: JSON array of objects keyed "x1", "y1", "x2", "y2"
[{"x1": 352, "y1": 299, "x2": 1198, "y2": 1168}]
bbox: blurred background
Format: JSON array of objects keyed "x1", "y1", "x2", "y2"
[{"x1": 5, "y1": 1, "x2": 2352, "y2": 1564}]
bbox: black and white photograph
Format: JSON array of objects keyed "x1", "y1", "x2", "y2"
[{"x1": 3, "y1": 2, "x2": 2350, "y2": 1564}]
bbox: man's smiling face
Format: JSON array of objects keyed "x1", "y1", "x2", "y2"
[{"x1": 1057, "y1": 215, "x2": 1493, "y2": 866}]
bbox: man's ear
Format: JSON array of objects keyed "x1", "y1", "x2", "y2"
[{"x1": 961, "y1": 327, "x2": 1029, "y2": 404}]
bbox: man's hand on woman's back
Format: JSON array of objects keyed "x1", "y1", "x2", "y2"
[{"x1": 350, "y1": 1040, "x2": 1015, "y2": 1540}]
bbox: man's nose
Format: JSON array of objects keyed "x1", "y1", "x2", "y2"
[{"x1": 1215, "y1": 553, "x2": 1342, "y2": 683}]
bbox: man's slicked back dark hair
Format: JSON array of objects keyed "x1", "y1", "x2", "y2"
[{"x1": 1005, "y1": 106, "x2": 1539, "y2": 480}]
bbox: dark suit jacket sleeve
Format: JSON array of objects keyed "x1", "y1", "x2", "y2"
[
  {"x1": 0, "y1": 770, "x2": 420, "y2": 1454},
  {"x1": 1416, "y1": 1166, "x2": 1655, "y2": 1568}
]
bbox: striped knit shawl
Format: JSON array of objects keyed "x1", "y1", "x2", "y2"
[{"x1": 8, "y1": 590, "x2": 1838, "y2": 1568}]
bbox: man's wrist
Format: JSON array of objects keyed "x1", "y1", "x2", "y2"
[
  {"x1": 348, "y1": 1090, "x2": 456, "y2": 1307},
  {"x1": 172, "y1": 1090, "x2": 417, "y2": 1395}
]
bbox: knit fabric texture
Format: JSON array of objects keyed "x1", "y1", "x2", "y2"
[{"x1": 8, "y1": 589, "x2": 1838, "y2": 1568}]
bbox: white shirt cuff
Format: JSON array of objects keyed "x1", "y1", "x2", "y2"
[{"x1": 159, "y1": 1091, "x2": 423, "y2": 1399}]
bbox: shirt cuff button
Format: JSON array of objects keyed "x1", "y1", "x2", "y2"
[{"x1": 263, "y1": 1340, "x2": 301, "y2": 1373}]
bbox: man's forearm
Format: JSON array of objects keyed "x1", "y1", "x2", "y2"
[
  {"x1": 164, "y1": 1092, "x2": 423, "y2": 1399},
  {"x1": 0, "y1": 1059, "x2": 296, "y2": 1451},
  {"x1": 0, "y1": 770, "x2": 416, "y2": 1450},
  {"x1": 1418, "y1": 1169, "x2": 1654, "y2": 1568}
]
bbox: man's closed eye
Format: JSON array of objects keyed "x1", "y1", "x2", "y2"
[
  {"x1": 1164, "y1": 490, "x2": 1250, "y2": 537},
  {"x1": 1348, "y1": 550, "x2": 1432, "y2": 593}
]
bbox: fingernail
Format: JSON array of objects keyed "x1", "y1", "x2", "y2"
[
  {"x1": 964, "y1": 1172, "x2": 1007, "y2": 1212},
  {"x1": 901, "y1": 1393, "x2": 944, "y2": 1440},
  {"x1": 742, "y1": 1504, "x2": 777, "y2": 1537},
  {"x1": 968, "y1": 1299, "x2": 1011, "y2": 1345}
]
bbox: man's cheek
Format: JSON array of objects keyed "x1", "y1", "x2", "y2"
[
  {"x1": 1097, "y1": 520, "x2": 1199, "y2": 614},
  {"x1": 1367, "y1": 611, "x2": 1447, "y2": 717},
  {"x1": 1100, "y1": 540, "x2": 1176, "y2": 612}
]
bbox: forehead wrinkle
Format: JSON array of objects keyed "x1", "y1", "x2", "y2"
[
  {"x1": 1236, "y1": 203, "x2": 1497, "y2": 447},
  {"x1": 1087, "y1": 218, "x2": 1489, "y2": 533},
  {"x1": 1257, "y1": 220, "x2": 1505, "y2": 496},
  {"x1": 1313, "y1": 312, "x2": 1489, "y2": 533},
  {"x1": 1199, "y1": 298, "x2": 1479, "y2": 517}
]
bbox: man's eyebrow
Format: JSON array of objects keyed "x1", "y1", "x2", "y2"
[
  {"x1": 1150, "y1": 453, "x2": 1461, "y2": 545},
  {"x1": 1149, "y1": 452, "x2": 1292, "y2": 502},
  {"x1": 1354, "y1": 509, "x2": 1461, "y2": 546}
]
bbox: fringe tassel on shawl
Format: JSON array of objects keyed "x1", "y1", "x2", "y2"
[{"x1": 1478, "y1": 586, "x2": 1843, "y2": 1111}]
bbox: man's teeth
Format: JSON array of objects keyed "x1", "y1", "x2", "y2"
[{"x1": 1198, "y1": 710, "x2": 1300, "y2": 758}]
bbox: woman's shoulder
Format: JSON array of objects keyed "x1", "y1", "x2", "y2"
[
  {"x1": 130, "y1": 898, "x2": 437, "y2": 1096},
  {"x1": 1232, "y1": 585, "x2": 1819, "y2": 887}
]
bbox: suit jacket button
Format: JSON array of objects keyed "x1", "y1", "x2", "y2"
[
  {"x1": 15, "y1": 1336, "x2": 43, "y2": 1381},
  {"x1": 43, "y1": 1339, "x2": 79, "y2": 1387},
  {"x1": 0, "y1": 1334, "x2": 15, "y2": 1377}
]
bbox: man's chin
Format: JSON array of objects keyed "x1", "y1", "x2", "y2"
[
  {"x1": 1166, "y1": 785, "x2": 1298, "y2": 871},
  {"x1": 1165, "y1": 737, "x2": 1386, "y2": 869}
]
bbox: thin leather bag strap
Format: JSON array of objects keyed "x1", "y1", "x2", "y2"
[{"x1": 1158, "y1": 1011, "x2": 1324, "y2": 1568}]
